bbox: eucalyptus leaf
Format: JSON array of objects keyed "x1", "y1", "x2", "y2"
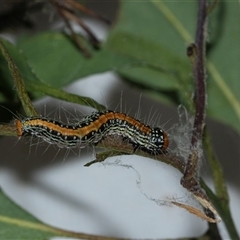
[
  {"x1": 0, "y1": 189, "x2": 100, "y2": 239},
  {"x1": 0, "y1": 189, "x2": 58, "y2": 239},
  {"x1": 206, "y1": 2, "x2": 240, "y2": 133},
  {"x1": 105, "y1": 1, "x2": 240, "y2": 134},
  {"x1": 0, "y1": 38, "x2": 107, "y2": 113},
  {"x1": 17, "y1": 32, "x2": 139, "y2": 87}
]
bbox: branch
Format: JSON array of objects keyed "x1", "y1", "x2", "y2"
[
  {"x1": 51, "y1": 0, "x2": 91, "y2": 58},
  {"x1": 0, "y1": 39, "x2": 38, "y2": 117},
  {"x1": 182, "y1": 0, "x2": 207, "y2": 184}
]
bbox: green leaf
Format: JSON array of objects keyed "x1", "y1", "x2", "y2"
[
  {"x1": 0, "y1": 39, "x2": 38, "y2": 104},
  {"x1": 206, "y1": 2, "x2": 240, "y2": 134},
  {"x1": 17, "y1": 33, "x2": 96, "y2": 86},
  {"x1": 105, "y1": 1, "x2": 240, "y2": 134},
  {"x1": 0, "y1": 188, "x2": 105, "y2": 239},
  {"x1": 0, "y1": 38, "x2": 106, "y2": 113},
  {"x1": 0, "y1": 39, "x2": 38, "y2": 117},
  {"x1": 17, "y1": 32, "x2": 138, "y2": 87},
  {"x1": 0, "y1": 188, "x2": 61, "y2": 239},
  {"x1": 105, "y1": 1, "x2": 196, "y2": 106}
]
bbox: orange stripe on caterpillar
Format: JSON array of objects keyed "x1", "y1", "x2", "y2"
[{"x1": 15, "y1": 110, "x2": 169, "y2": 153}]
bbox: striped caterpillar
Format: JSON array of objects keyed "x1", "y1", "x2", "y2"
[{"x1": 15, "y1": 110, "x2": 169, "y2": 154}]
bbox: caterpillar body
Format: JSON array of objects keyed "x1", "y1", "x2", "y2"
[{"x1": 15, "y1": 110, "x2": 169, "y2": 154}]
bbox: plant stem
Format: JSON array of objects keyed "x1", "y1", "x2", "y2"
[
  {"x1": 0, "y1": 40, "x2": 38, "y2": 117},
  {"x1": 182, "y1": 0, "x2": 207, "y2": 184}
]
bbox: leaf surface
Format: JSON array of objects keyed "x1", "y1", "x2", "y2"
[
  {"x1": 0, "y1": 189, "x2": 57, "y2": 239},
  {"x1": 105, "y1": 1, "x2": 240, "y2": 133}
]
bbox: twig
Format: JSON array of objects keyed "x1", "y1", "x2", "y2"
[
  {"x1": 0, "y1": 40, "x2": 38, "y2": 117},
  {"x1": 60, "y1": 0, "x2": 111, "y2": 25},
  {"x1": 180, "y1": 0, "x2": 222, "y2": 223},
  {"x1": 85, "y1": 135, "x2": 186, "y2": 173},
  {"x1": 203, "y1": 132, "x2": 239, "y2": 239},
  {"x1": 0, "y1": 124, "x2": 17, "y2": 136},
  {"x1": 62, "y1": 9, "x2": 100, "y2": 49},
  {"x1": 51, "y1": 0, "x2": 91, "y2": 58},
  {"x1": 181, "y1": 0, "x2": 207, "y2": 190}
]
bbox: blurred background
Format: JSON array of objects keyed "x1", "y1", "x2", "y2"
[{"x1": 0, "y1": 1, "x2": 239, "y2": 239}]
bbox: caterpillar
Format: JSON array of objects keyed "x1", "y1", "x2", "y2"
[{"x1": 15, "y1": 110, "x2": 169, "y2": 154}]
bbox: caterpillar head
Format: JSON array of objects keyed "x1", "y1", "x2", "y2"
[{"x1": 150, "y1": 128, "x2": 169, "y2": 153}]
